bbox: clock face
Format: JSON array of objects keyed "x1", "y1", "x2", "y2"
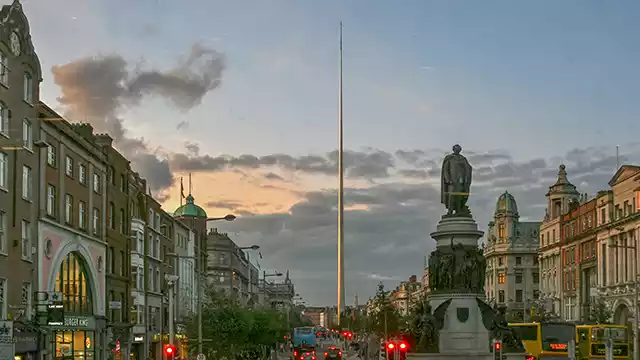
[{"x1": 10, "y1": 31, "x2": 20, "y2": 56}]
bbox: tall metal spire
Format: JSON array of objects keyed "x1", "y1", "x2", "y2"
[{"x1": 337, "y1": 21, "x2": 345, "y2": 326}]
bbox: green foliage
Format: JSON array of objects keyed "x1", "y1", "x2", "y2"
[
  {"x1": 185, "y1": 287, "x2": 290, "y2": 360},
  {"x1": 290, "y1": 307, "x2": 314, "y2": 328},
  {"x1": 589, "y1": 298, "x2": 613, "y2": 324},
  {"x1": 367, "y1": 282, "x2": 402, "y2": 337}
]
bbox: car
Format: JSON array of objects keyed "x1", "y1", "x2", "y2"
[
  {"x1": 296, "y1": 350, "x2": 316, "y2": 360},
  {"x1": 324, "y1": 346, "x2": 342, "y2": 360}
]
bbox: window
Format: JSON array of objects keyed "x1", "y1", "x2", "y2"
[
  {"x1": 46, "y1": 184, "x2": 56, "y2": 216},
  {"x1": 65, "y1": 156, "x2": 73, "y2": 177},
  {"x1": 498, "y1": 273, "x2": 505, "y2": 284},
  {"x1": 498, "y1": 224, "x2": 505, "y2": 238},
  {"x1": 154, "y1": 236, "x2": 160, "y2": 259},
  {"x1": 93, "y1": 173, "x2": 100, "y2": 193},
  {"x1": 79, "y1": 164, "x2": 86, "y2": 184},
  {"x1": 498, "y1": 290, "x2": 505, "y2": 303},
  {"x1": 120, "y1": 174, "x2": 126, "y2": 192},
  {"x1": 0, "y1": 51, "x2": 8, "y2": 85},
  {"x1": 0, "y1": 102, "x2": 8, "y2": 135},
  {"x1": 21, "y1": 282, "x2": 31, "y2": 319},
  {"x1": 515, "y1": 289, "x2": 523, "y2": 302},
  {"x1": 0, "y1": 279, "x2": 5, "y2": 319},
  {"x1": 498, "y1": 257, "x2": 503, "y2": 266},
  {"x1": 131, "y1": 266, "x2": 138, "y2": 289},
  {"x1": 79, "y1": 201, "x2": 86, "y2": 229},
  {"x1": 23, "y1": 73, "x2": 33, "y2": 104},
  {"x1": 155, "y1": 269, "x2": 160, "y2": 292},
  {"x1": 92, "y1": 208, "x2": 99, "y2": 234},
  {"x1": 0, "y1": 212, "x2": 6, "y2": 254},
  {"x1": 47, "y1": 145, "x2": 57, "y2": 166},
  {"x1": 108, "y1": 202, "x2": 115, "y2": 230},
  {"x1": 533, "y1": 272, "x2": 539, "y2": 284},
  {"x1": 516, "y1": 257, "x2": 522, "y2": 265},
  {"x1": 21, "y1": 220, "x2": 31, "y2": 260},
  {"x1": 515, "y1": 274, "x2": 523, "y2": 284},
  {"x1": 22, "y1": 119, "x2": 31, "y2": 150},
  {"x1": 65, "y1": 194, "x2": 73, "y2": 224},
  {"x1": 119, "y1": 208, "x2": 125, "y2": 234},
  {"x1": 121, "y1": 250, "x2": 126, "y2": 275},
  {"x1": 137, "y1": 266, "x2": 144, "y2": 291},
  {"x1": 0, "y1": 152, "x2": 7, "y2": 189},
  {"x1": 107, "y1": 247, "x2": 114, "y2": 273},
  {"x1": 21, "y1": 165, "x2": 31, "y2": 200},
  {"x1": 137, "y1": 232, "x2": 143, "y2": 253}
]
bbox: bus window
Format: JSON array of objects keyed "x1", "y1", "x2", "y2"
[
  {"x1": 541, "y1": 324, "x2": 574, "y2": 351},
  {"x1": 512, "y1": 326, "x2": 538, "y2": 341},
  {"x1": 578, "y1": 328, "x2": 588, "y2": 342},
  {"x1": 297, "y1": 328, "x2": 314, "y2": 335}
]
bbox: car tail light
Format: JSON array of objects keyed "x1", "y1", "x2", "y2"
[
  {"x1": 526, "y1": 356, "x2": 535, "y2": 360},
  {"x1": 324, "y1": 352, "x2": 328, "y2": 356},
  {"x1": 294, "y1": 351, "x2": 298, "y2": 356},
  {"x1": 330, "y1": 346, "x2": 336, "y2": 350},
  {"x1": 338, "y1": 351, "x2": 342, "y2": 355},
  {"x1": 300, "y1": 357, "x2": 304, "y2": 360},
  {"x1": 312, "y1": 357, "x2": 316, "y2": 360}
]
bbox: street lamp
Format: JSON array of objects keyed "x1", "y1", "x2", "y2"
[
  {"x1": 164, "y1": 275, "x2": 179, "y2": 347},
  {"x1": 207, "y1": 214, "x2": 236, "y2": 222}
]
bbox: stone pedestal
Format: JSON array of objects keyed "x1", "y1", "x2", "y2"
[{"x1": 426, "y1": 215, "x2": 491, "y2": 359}]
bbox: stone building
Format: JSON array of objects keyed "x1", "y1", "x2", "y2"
[
  {"x1": 484, "y1": 191, "x2": 541, "y2": 321},
  {"x1": 38, "y1": 105, "x2": 109, "y2": 359},
  {"x1": 560, "y1": 195, "x2": 597, "y2": 321},
  {"x1": 0, "y1": 3, "x2": 44, "y2": 357},
  {"x1": 539, "y1": 165, "x2": 580, "y2": 318},
  {"x1": 596, "y1": 165, "x2": 640, "y2": 326}
]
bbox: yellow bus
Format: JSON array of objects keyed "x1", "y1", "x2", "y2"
[
  {"x1": 576, "y1": 325, "x2": 630, "y2": 360},
  {"x1": 508, "y1": 322, "x2": 576, "y2": 360}
]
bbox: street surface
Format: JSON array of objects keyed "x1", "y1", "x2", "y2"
[{"x1": 281, "y1": 338, "x2": 359, "y2": 360}]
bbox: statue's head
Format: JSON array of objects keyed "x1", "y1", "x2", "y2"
[{"x1": 452, "y1": 144, "x2": 462, "y2": 154}]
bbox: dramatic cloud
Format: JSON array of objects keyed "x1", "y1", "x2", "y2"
[
  {"x1": 212, "y1": 143, "x2": 640, "y2": 305},
  {"x1": 51, "y1": 43, "x2": 225, "y2": 192}
]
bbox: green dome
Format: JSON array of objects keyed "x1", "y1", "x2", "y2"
[{"x1": 173, "y1": 194, "x2": 207, "y2": 218}]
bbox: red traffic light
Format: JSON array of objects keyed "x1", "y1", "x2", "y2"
[
  {"x1": 494, "y1": 342, "x2": 501, "y2": 351},
  {"x1": 164, "y1": 345, "x2": 176, "y2": 356},
  {"x1": 387, "y1": 342, "x2": 395, "y2": 350},
  {"x1": 399, "y1": 342, "x2": 408, "y2": 350},
  {"x1": 347, "y1": 332, "x2": 352, "y2": 338}
]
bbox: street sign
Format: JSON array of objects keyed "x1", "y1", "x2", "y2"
[
  {"x1": 196, "y1": 352, "x2": 206, "y2": 360},
  {"x1": 0, "y1": 321, "x2": 13, "y2": 343}
]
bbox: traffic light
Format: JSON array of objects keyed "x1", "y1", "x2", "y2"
[
  {"x1": 347, "y1": 332, "x2": 353, "y2": 339},
  {"x1": 399, "y1": 341, "x2": 409, "y2": 360},
  {"x1": 387, "y1": 342, "x2": 396, "y2": 360},
  {"x1": 493, "y1": 340, "x2": 502, "y2": 360},
  {"x1": 164, "y1": 344, "x2": 176, "y2": 360}
]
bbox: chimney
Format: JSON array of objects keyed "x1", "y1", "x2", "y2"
[
  {"x1": 94, "y1": 133, "x2": 113, "y2": 148},
  {"x1": 72, "y1": 123, "x2": 94, "y2": 140}
]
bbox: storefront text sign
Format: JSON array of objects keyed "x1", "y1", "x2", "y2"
[{"x1": 49, "y1": 316, "x2": 95, "y2": 330}]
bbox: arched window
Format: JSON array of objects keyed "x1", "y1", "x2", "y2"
[{"x1": 54, "y1": 252, "x2": 93, "y2": 314}]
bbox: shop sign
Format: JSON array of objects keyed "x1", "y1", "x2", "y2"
[
  {"x1": 14, "y1": 332, "x2": 38, "y2": 353},
  {"x1": 49, "y1": 316, "x2": 94, "y2": 329},
  {"x1": 133, "y1": 336, "x2": 144, "y2": 343},
  {"x1": 0, "y1": 321, "x2": 13, "y2": 343}
]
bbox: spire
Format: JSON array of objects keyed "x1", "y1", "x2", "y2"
[
  {"x1": 555, "y1": 164, "x2": 568, "y2": 185},
  {"x1": 188, "y1": 172, "x2": 192, "y2": 195},
  {"x1": 354, "y1": 293, "x2": 359, "y2": 307}
]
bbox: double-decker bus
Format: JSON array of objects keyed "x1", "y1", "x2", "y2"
[
  {"x1": 509, "y1": 322, "x2": 576, "y2": 360},
  {"x1": 576, "y1": 324, "x2": 630, "y2": 360}
]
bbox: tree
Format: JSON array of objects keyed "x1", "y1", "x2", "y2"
[
  {"x1": 184, "y1": 286, "x2": 290, "y2": 360},
  {"x1": 367, "y1": 282, "x2": 402, "y2": 337},
  {"x1": 589, "y1": 298, "x2": 613, "y2": 324}
]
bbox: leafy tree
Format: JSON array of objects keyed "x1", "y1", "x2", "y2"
[
  {"x1": 589, "y1": 298, "x2": 613, "y2": 324},
  {"x1": 185, "y1": 286, "x2": 291, "y2": 360},
  {"x1": 367, "y1": 282, "x2": 402, "y2": 337}
]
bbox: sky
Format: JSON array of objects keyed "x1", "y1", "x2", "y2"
[{"x1": 18, "y1": 0, "x2": 640, "y2": 306}]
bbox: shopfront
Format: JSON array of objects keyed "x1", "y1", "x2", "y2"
[
  {"x1": 14, "y1": 331, "x2": 39, "y2": 360},
  {"x1": 130, "y1": 335, "x2": 144, "y2": 360},
  {"x1": 45, "y1": 252, "x2": 106, "y2": 360}
]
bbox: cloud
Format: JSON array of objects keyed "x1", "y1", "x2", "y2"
[
  {"x1": 51, "y1": 43, "x2": 225, "y2": 192},
  {"x1": 211, "y1": 143, "x2": 640, "y2": 306}
]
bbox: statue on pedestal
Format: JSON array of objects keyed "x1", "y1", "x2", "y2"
[{"x1": 440, "y1": 144, "x2": 473, "y2": 217}]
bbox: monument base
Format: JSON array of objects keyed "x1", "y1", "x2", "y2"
[
  {"x1": 429, "y1": 293, "x2": 490, "y2": 354},
  {"x1": 430, "y1": 215, "x2": 484, "y2": 248}
]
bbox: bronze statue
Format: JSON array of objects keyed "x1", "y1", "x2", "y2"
[
  {"x1": 414, "y1": 299, "x2": 452, "y2": 353},
  {"x1": 476, "y1": 299, "x2": 525, "y2": 353},
  {"x1": 441, "y1": 144, "x2": 473, "y2": 217}
]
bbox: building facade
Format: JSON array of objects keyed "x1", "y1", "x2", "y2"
[
  {"x1": 484, "y1": 191, "x2": 541, "y2": 321},
  {"x1": 38, "y1": 106, "x2": 108, "y2": 359},
  {"x1": 0, "y1": 4, "x2": 44, "y2": 358},
  {"x1": 560, "y1": 195, "x2": 597, "y2": 321},
  {"x1": 539, "y1": 165, "x2": 581, "y2": 317},
  {"x1": 596, "y1": 165, "x2": 640, "y2": 326}
]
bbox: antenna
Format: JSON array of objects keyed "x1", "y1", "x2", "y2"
[{"x1": 189, "y1": 173, "x2": 192, "y2": 195}]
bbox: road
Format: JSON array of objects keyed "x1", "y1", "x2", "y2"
[{"x1": 281, "y1": 338, "x2": 359, "y2": 360}]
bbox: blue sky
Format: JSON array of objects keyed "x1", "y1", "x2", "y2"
[{"x1": 22, "y1": 0, "x2": 640, "y2": 304}]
